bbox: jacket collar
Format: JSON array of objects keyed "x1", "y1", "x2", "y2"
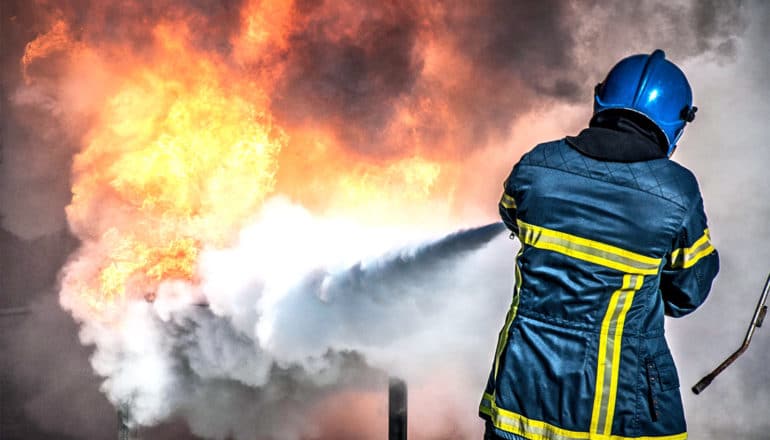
[{"x1": 565, "y1": 112, "x2": 668, "y2": 163}]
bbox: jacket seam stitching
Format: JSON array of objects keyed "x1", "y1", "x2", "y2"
[
  {"x1": 632, "y1": 278, "x2": 651, "y2": 435},
  {"x1": 517, "y1": 308, "x2": 665, "y2": 338},
  {"x1": 666, "y1": 197, "x2": 698, "y2": 266}
]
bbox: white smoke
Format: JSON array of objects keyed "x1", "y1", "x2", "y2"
[
  {"x1": 63, "y1": 197, "x2": 510, "y2": 439},
  {"x1": 665, "y1": 4, "x2": 770, "y2": 438}
]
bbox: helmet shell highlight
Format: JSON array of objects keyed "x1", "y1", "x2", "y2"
[{"x1": 593, "y1": 49, "x2": 695, "y2": 156}]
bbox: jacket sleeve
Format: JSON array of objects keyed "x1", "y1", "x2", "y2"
[
  {"x1": 660, "y1": 195, "x2": 719, "y2": 317},
  {"x1": 499, "y1": 169, "x2": 519, "y2": 236}
]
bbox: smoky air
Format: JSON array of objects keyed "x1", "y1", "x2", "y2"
[{"x1": 1, "y1": 0, "x2": 767, "y2": 439}]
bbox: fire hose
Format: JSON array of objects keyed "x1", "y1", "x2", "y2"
[{"x1": 692, "y1": 271, "x2": 770, "y2": 394}]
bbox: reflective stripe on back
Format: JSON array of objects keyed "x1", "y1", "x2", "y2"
[
  {"x1": 489, "y1": 220, "x2": 669, "y2": 438},
  {"x1": 517, "y1": 220, "x2": 662, "y2": 275},
  {"x1": 590, "y1": 274, "x2": 644, "y2": 436},
  {"x1": 481, "y1": 393, "x2": 687, "y2": 440}
]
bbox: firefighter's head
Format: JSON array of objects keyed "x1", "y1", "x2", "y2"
[{"x1": 593, "y1": 49, "x2": 697, "y2": 157}]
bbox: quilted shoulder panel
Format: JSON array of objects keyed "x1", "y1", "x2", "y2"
[{"x1": 518, "y1": 140, "x2": 700, "y2": 209}]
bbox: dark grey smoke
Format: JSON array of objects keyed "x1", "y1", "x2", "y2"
[
  {"x1": 148, "y1": 305, "x2": 387, "y2": 440},
  {"x1": 32, "y1": 0, "x2": 245, "y2": 53},
  {"x1": 274, "y1": 0, "x2": 423, "y2": 154},
  {"x1": 691, "y1": 0, "x2": 748, "y2": 57},
  {"x1": 274, "y1": 0, "x2": 749, "y2": 157},
  {"x1": 1, "y1": 0, "x2": 73, "y2": 239}
]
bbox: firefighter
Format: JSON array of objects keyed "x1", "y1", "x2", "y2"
[{"x1": 480, "y1": 49, "x2": 719, "y2": 440}]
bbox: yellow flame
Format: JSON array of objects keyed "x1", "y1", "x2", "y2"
[
  {"x1": 338, "y1": 156, "x2": 441, "y2": 208},
  {"x1": 23, "y1": 12, "x2": 453, "y2": 316},
  {"x1": 65, "y1": 26, "x2": 285, "y2": 309}
]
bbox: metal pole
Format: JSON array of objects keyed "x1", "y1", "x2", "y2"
[
  {"x1": 692, "y1": 271, "x2": 770, "y2": 394},
  {"x1": 388, "y1": 377, "x2": 407, "y2": 440}
]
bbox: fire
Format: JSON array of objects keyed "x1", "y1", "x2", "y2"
[
  {"x1": 21, "y1": 5, "x2": 452, "y2": 317},
  {"x1": 21, "y1": 19, "x2": 74, "y2": 81},
  {"x1": 336, "y1": 156, "x2": 442, "y2": 213},
  {"x1": 95, "y1": 232, "x2": 199, "y2": 308},
  {"x1": 54, "y1": 24, "x2": 286, "y2": 312}
]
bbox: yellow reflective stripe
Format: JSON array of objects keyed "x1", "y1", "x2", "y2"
[
  {"x1": 493, "y1": 248, "x2": 523, "y2": 381},
  {"x1": 590, "y1": 277, "x2": 627, "y2": 435},
  {"x1": 517, "y1": 220, "x2": 662, "y2": 275},
  {"x1": 481, "y1": 393, "x2": 687, "y2": 440},
  {"x1": 501, "y1": 192, "x2": 517, "y2": 209},
  {"x1": 482, "y1": 393, "x2": 590, "y2": 440},
  {"x1": 669, "y1": 229, "x2": 714, "y2": 269},
  {"x1": 595, "y1": 274, "x2": 643, "y2": 436},
  {"x1": 480, "y1": 400, "x2": 493, "y2": 417}
]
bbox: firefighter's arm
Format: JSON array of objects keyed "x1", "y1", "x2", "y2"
[
  {"x1": 660, "y1": 196, "x2": 720, "y2": 317},
  {"x1": 499, "y1": 174, "x2": 519, "y2": 236}
]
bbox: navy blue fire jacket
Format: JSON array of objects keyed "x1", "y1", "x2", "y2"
[{"x1": 480, "y1": 126, "x2": 719, "y2": 440}]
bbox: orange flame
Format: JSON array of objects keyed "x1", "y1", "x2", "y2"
[
  {"x1": 22, "y1": 19, "x2": 73, "y2": 81},
  {"x1": 22, "y1": 3, "x2": 461, "y2": 317},
  {"x1": 39, "y1": 23, "x2": 287, "y2": 312}
]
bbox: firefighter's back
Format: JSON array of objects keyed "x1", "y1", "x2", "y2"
[{"x1": 481, "y1": 138, "x2": 706, "y2": 440}]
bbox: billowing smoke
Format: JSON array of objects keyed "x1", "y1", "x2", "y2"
[
  {"x1": 1, "y1": 0, "x2": 767, "y2": 439},
  {"x1": 72, "y1": 198, "x2": 504, "y2": 438}
]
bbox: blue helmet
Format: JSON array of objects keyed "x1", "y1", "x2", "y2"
[{"x1": 593, "y1": 49, "x2": 697, "y2": 156}]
